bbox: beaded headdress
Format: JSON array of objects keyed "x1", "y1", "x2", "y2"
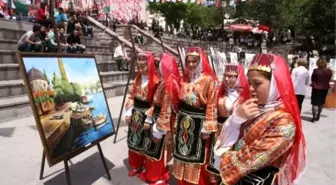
[{"x1": 248, "y1": 54, "x2": 276, "y2": 73}]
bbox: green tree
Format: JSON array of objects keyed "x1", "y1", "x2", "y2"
[
  {"x1": 301, "y1": 0, "x2": 335, "y2": 43},
  {"x1": 71, "y1": 82, "x2": 83, "y2": 97},
  {"x1": 43, "y1": 69, "x2": 50, "y2": 85},
  {"x1": 96, "y1": 81, "x2": 102, "y2": 92},
  {"x1": 185, "y1": 3, "x2": 221, "y2": 29},
  {"x1": 51, "y1": 72, "x2": 61, "y2": 87},
  {"x1": 148, "y1": 2, "x2": 187, "y2": 31},
  {"x1": 148, "y1": 2, "x2": 221, "y2": 30},
  {"x1": 235, "y1": 0, "x2": 283, "y2": 29}
]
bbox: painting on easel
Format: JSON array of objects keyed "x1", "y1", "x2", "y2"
[{"x1": 16, "y1": 53, "x2": 115, "y2": 166}]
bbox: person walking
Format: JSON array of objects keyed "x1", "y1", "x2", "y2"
[
  {"x1": 310, "y1": 58, "x2": 332, "y2": 122},
  {"x1": 291, "y1": 58, "x2": 309, "y2": 112}
]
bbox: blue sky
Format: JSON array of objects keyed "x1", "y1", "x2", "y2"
[{"x1": 23, "y1": 57, "x2": 101, "y2": 85}]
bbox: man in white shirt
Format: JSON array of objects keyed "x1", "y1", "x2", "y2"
[
  {"x1": 113, "y1": 42, "x2": 130, "y2": 71},
  {"x1": 291, "y1": 58, "x2": 310, "y2": 112},
  {"x1": 17, "y1": 24, "x2": 43, "y2": 52}
]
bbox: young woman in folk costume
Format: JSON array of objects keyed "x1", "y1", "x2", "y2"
[
  {"x1": 172, "y1": 47, "x2": 218, "y2": 185},
  {"x1": 206, "y1": 64, "x2": 250, "y2": 183},
  {"x1": 124, "y1": 52, "x2": 160, "y2": 177},
  {"x1": 137, "y1": 53, "x2": 181, "y2": 185},
  {"x1": 213, "y1": 54, "x2": 306, "y2": 185}
]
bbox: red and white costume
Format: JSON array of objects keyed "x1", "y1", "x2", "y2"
[
  {"x1": 124, "y1": 52, "x2": 160, "y2": 177},
  {"x1": 138, "y1": 53, "x2": 181, "y2": 185},
  {"x1": 172, "y1": 47, "x2": 218, "y2": 185},
  {"x1": 214, "y1": 54, "x2": 306, "y2": 185},
  {"x1": 207, "y1": 64, "x2": 250, "y2": 180}
]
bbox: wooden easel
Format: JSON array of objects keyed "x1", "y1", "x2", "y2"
[
  {"x1": 113, "y1": 25, "x2": 168, "y2": 143},
  {"x1": 36, "y1": 2, "x2": 112, "y2": 184},
  {"x1": 113, "y1": 25, "x2": 138, "y2": 143},
  {"x1": 39, "y1": 143, "x2": 111, "y2": 185}
]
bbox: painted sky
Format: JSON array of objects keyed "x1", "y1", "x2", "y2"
[{"x1": 22, "y1": 57, "x2": 101, "y2": 85}]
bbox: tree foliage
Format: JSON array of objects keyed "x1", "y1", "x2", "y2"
[
  {"x1": 235, "y1": 0, "x2": 283, "y2": 28},
  {"x1": 235, "y1": 0, "x2": 335, "y2": 42},
  {"x1": 148, "y1": 2, "x2": 187, "y2": 30},
  {"x1": 148, "y1": 2, "x2": 221, "y2": 30},
  {"x1": 51, "y1": 72, "x2": 83, "y2": 104}
]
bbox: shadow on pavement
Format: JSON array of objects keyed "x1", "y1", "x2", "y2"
[
  {"x1": 29, "y1": 125, "x2": 37, "y2": 130},
  {"x1": 301, "y1": 115, "x2": 313, "y2": 122},
  {"x1": 0, "y1": 127, "x2": 15, "y2": 137},
  {"x1": 112, "y1": 118, "x2": 128, "y2": 128},
  {"x1": 302, "y1": 111, "x2": 327, "y2": 118},
  {"x1": 43, "y1": 152, "x2": 115, "y2": 185}
]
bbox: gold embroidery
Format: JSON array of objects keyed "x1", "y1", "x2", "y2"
[
  {"x1": 248, "y1": 63, "x2": 271, "y2": 73},
  {"x1": 186, "y1": 51, "x2": 200, "y2": 57},
  {"x1": 278, "y1": 124, "x2": 295, "y2": 140}
]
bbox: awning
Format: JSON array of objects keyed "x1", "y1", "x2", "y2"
[
  {"x1": 251, "y1": 28, "x2": 268, "y2": 34},
  {"x1": 229, "y1": 24, "x2": 253, "y2": 32},
  {"x1": 258, "y1": 24, "x2": 270, "y2": 32}
]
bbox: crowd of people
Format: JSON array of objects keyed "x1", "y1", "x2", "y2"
[
  {"x1": 17, "y1": 23, "x2": 85, "y2": 53},
  {"x1": 121, "y1": 44, "x2": 336, "y2": 185},
  {"x1": 16, "y1": 4, "x2": 92, "y2": 53}
]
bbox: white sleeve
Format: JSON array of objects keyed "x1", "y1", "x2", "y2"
[
  {"x1": 213, "y1": 111, "x2": 247, "y2": 170},
  {"x1": 145, "y1": 116, "x2": 153, "y2": 124},
  {"x1": 152, "y1": 123, "x2": 167, "y2": 139},
  {"x1": 124, "y1": 105, "x2": 133, "y2": 117},
  {"x1": 113, "y1": 47, "x2": 122, "y2": 58},
  {"x1": 201, "y1": 127, "x2": 211, "y2": 134},
  {"x1": 218, "y1": 111, "x2": 247, "y2": 148}
]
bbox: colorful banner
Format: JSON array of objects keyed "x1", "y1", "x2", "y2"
[{"x1": 104, "y1": 0, "x2": 143, "y2": 22}]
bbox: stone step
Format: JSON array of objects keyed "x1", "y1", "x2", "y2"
[
  {"x1": 0, "y1": 50, "x2": 115, "y2": 64},
  {"x1": 96, "y1": 60, "x2": 119, "y2": 72},
  {"x1": 0, "y1": 60, "x2": 119, "y2": 81},
  {"x1": 0, "y1": 70, "x2": 132, "y2": 98},
  {"x1": 100, "y1": 71, "x2": 132, "y2": 84},
  {"x1": 0, "y1": 79, "x2": 26, "y2": 98},
  {"x1": 0, "y1": 80, "x2": 133, "y2": 123},
  {"x1": 0, "y1": 39, "x2": 113, "y2": 53},
  {"x1": 0, "y1": 63, "x2": 22, "y2": 81}
]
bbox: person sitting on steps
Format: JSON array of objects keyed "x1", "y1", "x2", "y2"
[
  {"x1": 114, "y1": 42, "x2": 130, "y2": 71},
  {"x1": 17, "y1": 24, "x2": 43, "y2": 52},
  {"x1": 67, "y1": 28, "x2": 86, "y2": 53}
]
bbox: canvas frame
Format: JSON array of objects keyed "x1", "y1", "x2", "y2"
[{"x1": 16, "y1": 52, "x2": 115, "y2": 166}]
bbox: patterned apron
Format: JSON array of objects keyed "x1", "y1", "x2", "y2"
[
  {"x1": 173, "y1": 102, "x2": 206, "y2": 164},
  {"x1": 144, "y1": 105, "x2": 165, "y2": 161},
  {"x1": 127, "y1": 97, "x2": 151, "y2": 153}
]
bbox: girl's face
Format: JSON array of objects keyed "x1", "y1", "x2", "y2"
[
  {"x1": 137, "y1": 61, "x2": 148, "y2": 75},
  {"x1": 224, "y1": 73, "x2": 238, "y2": 89},
  {"x1": 185, "y1": 56, "x2": 200, "y2": 72},
  {"x1": 247, "y1": 70, "x2": 271, "y2": 104}
]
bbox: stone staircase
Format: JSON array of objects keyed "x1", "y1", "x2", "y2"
[
  {"x1": 0, "y1": 17, "x2": 226, "y2": 123},
  {"x1": 113, "y1": 24, "x2": 225, "y2": 58},
  {"x1": 0, "y1": 19, "x2": 133, "y2": 123}
]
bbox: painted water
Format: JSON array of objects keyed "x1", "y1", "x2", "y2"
[
  {"x1": 73, "y1": 92, "x2": 114, "y2": 147},
  {"x1": 51, "y1": 92, "x2": 114, "y2": 159}
]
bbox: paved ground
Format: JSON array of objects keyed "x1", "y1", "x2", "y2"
[{"x1": 0, "y1": 88, "x2": 335, "y2": 185}]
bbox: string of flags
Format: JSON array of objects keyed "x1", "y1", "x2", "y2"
[{"x1": 148, "y1": 0, "x2": 250, "y2": 7}]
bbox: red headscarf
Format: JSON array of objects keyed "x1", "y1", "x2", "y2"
[
  {"x1": 218, "y1": 64, "x2": 250, "y2": 103},
  {"x1": 183, "y1": 47, "x2": 217, "y2": 82},
  {"x1": 159, "y1": 53, "x2": 181, "y2": 110},
  {"x1": 248, "y1": 54, "x2": 306, "y2": 185},
  {"x1": 135, "y1": 52, "x2": 160, "y2": 103}
]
